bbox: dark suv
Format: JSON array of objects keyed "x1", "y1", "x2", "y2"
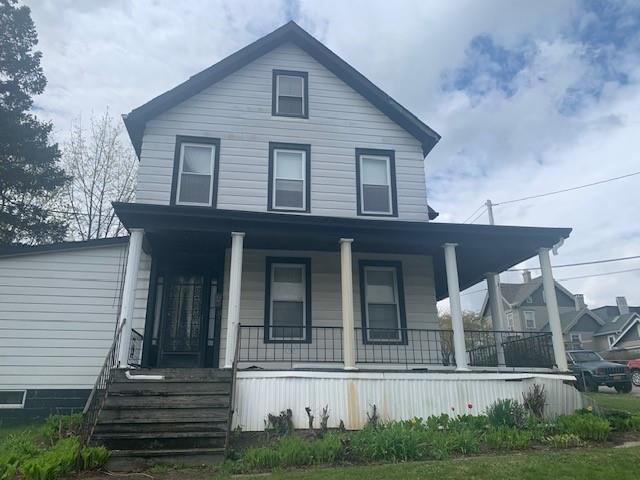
[{"x1": 566, "y1": 350, "x2": 632, "y2": 393}]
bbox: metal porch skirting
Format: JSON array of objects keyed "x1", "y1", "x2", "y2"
[{"x1": 233, "y1": 371, "x2": 583, "y2": 431}]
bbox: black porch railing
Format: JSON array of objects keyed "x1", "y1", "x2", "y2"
[
  {"x1": 465, "y1": 330, "x2": 555, "y2": 368},
  {"x1": 128, "y1": 329, "x2": 144, "y2": 367},
  {"x1": 237, "y1": 325, "x2": 344, "y2": 366},
  {"x1": 355, "y1": 328, "x2": 455, "y2": 366}
]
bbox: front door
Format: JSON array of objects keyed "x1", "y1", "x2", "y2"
[{"x1": 158, "y1": 273, "x2": 208, "y2": 367}]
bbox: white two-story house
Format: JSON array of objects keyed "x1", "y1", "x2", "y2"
[{"x1": 0, "y1": 22, "x2": 582, "y2": 460}]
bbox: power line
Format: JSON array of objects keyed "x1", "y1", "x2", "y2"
[
  {"x1": 558, "y1": 267, "x2": 640, "y2": 282},
  {"x1": 508, "y1": 254, "x2": 640, "y2": 271},
  {"x1": 468, "y1": 207, "x2": 487, "y2": 224},
  {"x1": 462, "y1": 203, "x2": 485, "y2": 223},
  {"x1": 493, "y1": 170, "x2": 640, "y2": 206}
]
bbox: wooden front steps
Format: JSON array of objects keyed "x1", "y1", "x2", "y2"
[{"x1": 94, "y1": 368, "x2": 233, "y2": 469}]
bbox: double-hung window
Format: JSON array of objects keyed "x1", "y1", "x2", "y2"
[
  {"x1": 272, "y1": 70, "x2": 308, "y2": 118},
  {"x1": 172, "y1": 136, "x2": 219, "y2": 206},
  {"x1": 524, "y1": 310, "x2": 536, "y2": 329},
  {"x1": 356, "y1": 149, "x2": 397, "y2": 216},
  {"x1": 359, "y1": 261, "x2": 406, "y2": 344},
  {"x1": 268, "y1": 143, "x2": 310, "y2": 212},
  {"x1": 265, "y1": 258, "x2": 311, "y2": 342}
]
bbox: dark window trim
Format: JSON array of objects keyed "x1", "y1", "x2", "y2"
[
  {"x1": 355, "y1": 148, "x2": 398, "y2": 217},
  {"x1": 170, "y1": 135, "x2": 221, "y2": 207},
  {"x1": 272, "y1": 69, "x2": 309, "y2": 119},
  {"x1": 267, "y1": 142, "x2": 311, "y2": 213},
  {"x1": 358, "y1": 259, "x2": 407, "y2": 345},
  {"x1": 264, "y1": 256, "x2": 312, "y2": 344}
]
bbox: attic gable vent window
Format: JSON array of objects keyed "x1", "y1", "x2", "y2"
[{"x1": 273, "y1": 70, "x2": 308, "y2": 118}]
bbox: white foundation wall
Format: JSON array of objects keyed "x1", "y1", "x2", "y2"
[
  {"x1": 233, "y1": 371, "x2": 583, "y2": 431},
  {"x1": 0, "y1": 242, "x2": 151, "y2": 390},
  {"x1": 218, "y1": 248, "x2": 439, "y2": 367}
]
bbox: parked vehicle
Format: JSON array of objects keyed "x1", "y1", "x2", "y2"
[
  {"x1": 627, "y1": 358, "x2": 640, "y2": 387},
  {"x1": 566, "y1": 350, "x2": 632, "y2": 393}
]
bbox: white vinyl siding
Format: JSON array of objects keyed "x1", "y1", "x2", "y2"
[
  {"x1": 272, "y1": 149, "x2": 306, "y2": 210},
  {"x1": 359, "y1": 155, "x2": 392, "y2": 214},
  {"x1": 136, "y1": 43, "x2": 429, "y2": 221},
  {"x1": 218, "y1": 249, "x2": 438, "y2": 367},
  {"x1": 506, "y1": 311, "x2": 514, "y2": 330},
  {"x1": 0, "y1": 244, "x2": 150, "y2": 390},
  {"x1": 176, "y1": 142, "x2": 215, "y2": 206}
]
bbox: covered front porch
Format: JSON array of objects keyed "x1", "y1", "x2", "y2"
[{"x1": 113, "y1": 202, "x2": 572, "y2": 374}]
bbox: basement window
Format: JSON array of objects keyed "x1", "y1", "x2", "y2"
[{"x1": 0, "y1": 390, "x2": 26, "y2": 409}]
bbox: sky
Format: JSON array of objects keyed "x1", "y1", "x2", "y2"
[{"x1": 26, "y1": 0, "x2": 640, "y2": 311}]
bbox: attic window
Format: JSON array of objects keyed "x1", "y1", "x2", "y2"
[{"x1": 273, "y1": 70, "x2": 308, "y2": 118}]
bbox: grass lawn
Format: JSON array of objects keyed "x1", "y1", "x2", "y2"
[{"x1": 586, "y1": 391, "x2": 640, "y2": 413}]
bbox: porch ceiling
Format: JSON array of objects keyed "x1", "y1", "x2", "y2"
[{"x1": 113, "y1": 202, "x2": 572, "y2": 301}]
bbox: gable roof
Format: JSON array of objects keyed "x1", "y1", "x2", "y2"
[
  {"x1": 594, "y1": 312, "x2": 640, "y2": 336},
  {"x1": 610, "y1": 314, "x2": 640, "y2": 348},
  {"x1": 123, "y1": 21, "x2": 441, "y2": 159},
  {"x1": 539, "y1": 308, "x2": 604, "y2": 333}
]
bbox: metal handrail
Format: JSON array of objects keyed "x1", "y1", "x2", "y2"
[{"x1": 80, "y1": 319, "x2": 126, "y2": 445}]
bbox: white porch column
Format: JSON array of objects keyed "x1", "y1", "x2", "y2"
[
  {"x1": 223, "y1": 232, "x2": 245, "y2": 368},
  {"x1": 539, "y1": 247, "x2": 569, "y2": 371},
  {"x1": 117, "y1": 228, "x2": 144, "y2": 367},
  {"x1": 340, "y1": 238, "x2": 357, "y2": 370},
  {"x1": 486, "y1": 273, "x2": 506, "y2": 367},
  {"x1": 443, "y1": 243, "x2": 469, "y2": 371}
]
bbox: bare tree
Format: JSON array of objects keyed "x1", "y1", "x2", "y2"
[{"x1": 59, "y1": 111, "x2": 137, "y2": 240}]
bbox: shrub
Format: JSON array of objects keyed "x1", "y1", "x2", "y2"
[
  {"x1": 556, "y1": 413, "x2": 611, "y2": 441},
  {"x1": 312, "y1": 433, "x2": 343, "y2": 464},
  {"x1": 276, "y1": 437, "x2": 314, "y2": 467},
  {"x1": 428, "y1": 429, "x2": 481, "y2": 459},
  {"x1": 603, "y1": 412, "x2": 640, "y2": 432},
  {"x1": 486, "y1": 399, "x2": 528, "y2": 429},
  {"x1": 485, "y1": 427, "x2": 532, "y2": 450},
  {"x1": 265, "y1": 409, "x2": 294, "y2": 437},
  {"x1": 42, "y1": 414, "x2": 83, "y2": 446},
  {"x1": 522, "y1": 384, "x2": 546, "y2": 420},
  {"x1": 544, "y1": 433, "x2": 583, "y2": 449}
]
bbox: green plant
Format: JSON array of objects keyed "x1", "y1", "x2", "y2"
[
  {"x1": 522, "y1": 384, "x2": 546, "y2": 420},
  {"x1": 20, "y1": 437, "x2": 80, "y2": 480},
  {"x1": 0, "y1": 432, "x2": 41, "y2": 480},
  {"x1": 78, "y1": 446, "x2": 109, "y2": 470},
  {"x1": 485, "y1": 427, "x2": 532, "y2": 450},
  {"x1": 428, "y1": 430, "x2": 481, "y2": 459},
  {"x1": 277, "y1": 436, "x2": 314, "y2": 466},
  {"x1": 41, "y1": 414, "x2": 83, "y2": 446},
  {"x1": 556, "y1": 413, "x2": 611, "y2": 441},
  {"x1": 241, "y1": 446, "x2": 281, "y2": 471},
  {"x1": 350, "y1": 423, "x2": 424, "y2": 462},
  {"x1": 486, "y1": 399, "x2": 528, "y2": 429},
  {"x1": 312, "y1": 433, "x2": 342, "y2": 464},
  {"x1": 544, "y1": 433, "x2": 584, "y2": 449}
]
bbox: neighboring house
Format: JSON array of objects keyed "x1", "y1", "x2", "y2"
[
  {"x1": 591, "y1": 297, "x2": 640, "y2": 352},
  {"x1": 0, "y1": 22, "x2": 583, "y2": 456},
  {"x1": 481, "y1": 271, "x2": 580, "y2": 333}
]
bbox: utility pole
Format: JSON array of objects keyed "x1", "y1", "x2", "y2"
[{"x1": 485, "y1": 199, "x2": 495, "y2": 225}]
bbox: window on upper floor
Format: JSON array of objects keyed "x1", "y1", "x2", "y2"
[
  {"x1": 359, "y1": 261, "x2": 407, "y2": 344},
  {"x1": 608, "y1": 335, "x2": 616, "y2": 348},
  {"x1": 355, "y1": 149, "x2": 397, "y2": 216},
  {"x1": 524, "y1": 310, "x2": 536, "y2": 329},
  {"x1": 172, "y1": 136, "x2": 219, "y2": 207},
  {"x1": 265, "y1": 257, "x2": 311, "y2": 343},
  {"x1": 268, "y1": 143, "x2": 311, "y2": 212},
  {"x1": 272, "y1": 70, "x2": 308, "y2": 118},
  {"x1": 506, "y1": 311, "x2": 514, "y2": 330},
  {"x1": 526, "y1": 296, "x2": 533, "y2": 304}
]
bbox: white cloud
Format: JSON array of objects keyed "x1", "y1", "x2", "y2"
[{"x1": 25, "y1": 0, "x2": 640, "y2": 310}]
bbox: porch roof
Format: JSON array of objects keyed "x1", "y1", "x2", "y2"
[{"x1": 113, "y1": 202, "x2": 572, "y2": 301}]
